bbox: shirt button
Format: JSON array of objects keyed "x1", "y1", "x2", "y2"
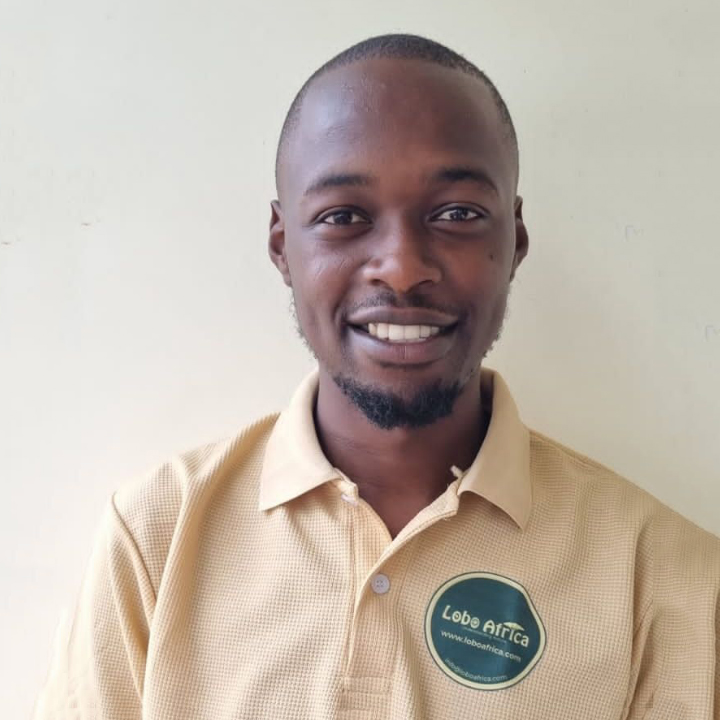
[{"x1": 371, "y1": 573, "x2": 391, "y2": 595}]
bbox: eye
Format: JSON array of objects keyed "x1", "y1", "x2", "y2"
[
  {"x1": 433, "y1": 206, "x2": 484, "y2": 222},
  {"x1": 318, "y1": 209, "x2": 368, "y2": 226}
]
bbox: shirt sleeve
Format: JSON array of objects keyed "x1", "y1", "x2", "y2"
[
  {"x1": 621, "y1": 602, "x2": 658, "y2": 719},
  {"x1": 623, "y1": 511, "x2": 720, "y2": 719},
  {"x1": 32, "y1": 494, "x2": 156, "y2": 719}
]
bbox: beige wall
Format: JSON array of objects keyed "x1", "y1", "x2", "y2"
[{"x1": 2, "y1": 0, "x2": 718, "y2": 716}]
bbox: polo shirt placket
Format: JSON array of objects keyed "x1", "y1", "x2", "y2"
[{"x1": 334, "y1": 473, "x2": 463, "y2": 719}]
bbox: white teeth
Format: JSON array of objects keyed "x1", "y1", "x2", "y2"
[
  {"x1": 388, "y1": 324, "x2": 404, "y2": 341},
  {"x1": 365, "y1": 323, "x2": 442, "y2": 342}
]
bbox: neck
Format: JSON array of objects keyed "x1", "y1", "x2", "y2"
[{"x1": 313, "y1": 366, "x2": 490, "y2": 513}]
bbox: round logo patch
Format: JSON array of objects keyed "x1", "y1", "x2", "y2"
[{"x1": 425, "y1": 572, "x2": 546, "y2": 690}]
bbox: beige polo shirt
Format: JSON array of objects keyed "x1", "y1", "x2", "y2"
[{"x1": 34, "y1": 365, "x2": 720, "y2": 719}]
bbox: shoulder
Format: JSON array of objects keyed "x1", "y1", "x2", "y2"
[
  {"x1": 528, "y1": 427, "x2": 720, "y2": 577},
  {"x1": 528, "y1": 427, "x2": 658, "y2": 521},
  {"x1": 109, "y1": 411, "x2": 280, "y2": 593}
]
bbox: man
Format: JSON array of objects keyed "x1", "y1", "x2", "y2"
[{"x1": 34, "y1": 33, "x2": 720, "y2": 719}]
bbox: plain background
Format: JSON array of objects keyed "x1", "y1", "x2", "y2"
[{"x1": 2, "y1": 0, "x2": 719, "y2": 715}]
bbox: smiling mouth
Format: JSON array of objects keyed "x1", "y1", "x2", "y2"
[{"x1": 349, "y1": 322, "x2": 457, "y2": 343}]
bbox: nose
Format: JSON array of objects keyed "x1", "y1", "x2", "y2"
[{"x1": 363, "y1": 217, "x2": 442, "y2": 294}]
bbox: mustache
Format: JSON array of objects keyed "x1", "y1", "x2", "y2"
[{"x1": 345, "y1": 293, "x2": 462, "y2": 320}]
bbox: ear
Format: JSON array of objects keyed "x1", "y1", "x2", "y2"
[
  {"x1": 510, "y1": 196, "x2": 529, "y2": 282},
  {"x1": 268, "y1": 200, "x2": 292, "y2": 287}
]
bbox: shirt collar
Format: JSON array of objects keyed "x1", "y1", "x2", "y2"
[{"x1": 258, "y1": 365, "x2": 531, "y2": 530}]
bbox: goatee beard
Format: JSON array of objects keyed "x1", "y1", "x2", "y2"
[{"x1": 331, "y1": 373, "x2": 463, "y2": 430}]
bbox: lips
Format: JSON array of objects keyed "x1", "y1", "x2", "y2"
[{"x1": 347, "y1": 323, "x2": 457, "y2": 366}]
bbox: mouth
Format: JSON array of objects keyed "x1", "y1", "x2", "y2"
[
  {"x1": 347, "y1": 322, "x2": 459, "y2": 365},
  {"x1": 350, "y1": 322, "x2": 457, "y2": 342}
]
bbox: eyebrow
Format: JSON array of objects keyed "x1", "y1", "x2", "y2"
[
  {"x1": 430, "y1": 166, "x2": 499, "y2": 197},
  {"x1": 303, "y1": 173, "x2": 373, "y2": 197},
  {"x1": 302, "y1": 165, "x2": 499, "y2": 198}
]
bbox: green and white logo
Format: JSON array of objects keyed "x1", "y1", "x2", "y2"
[{"x1": 425, "y1": 572, "x2": 546, "y2": 690}]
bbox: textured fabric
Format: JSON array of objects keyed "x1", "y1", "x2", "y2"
[{"x1": 33, "y1": 365, "x2": 720, "y2": 719}]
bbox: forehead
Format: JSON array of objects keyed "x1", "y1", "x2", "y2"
[{"x1": 279, "y1": 57, "x2": 514, "y2": 200}]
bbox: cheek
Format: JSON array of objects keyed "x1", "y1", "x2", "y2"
[
  {"x1": 299, "y1": 254, "x2": 351, "y2": 299},
  {"x1": 447, "y1": 248, "x2": 511, "y2": 337},
  {"x1": 451, "y1": 248, "x2": 506, "y2": 298},
  {"x1": 288, "y1": 235, "x2": 351, "y2": 284},
  {"x1": 289, "y1": 249, "x2": 354, "y2": 331}
]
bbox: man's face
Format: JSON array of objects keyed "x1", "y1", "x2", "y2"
[{"x1": 270, "y1": 57, "x2": 528, "y2": 428}]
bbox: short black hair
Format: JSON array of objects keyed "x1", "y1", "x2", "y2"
[{"x1": 274, "y1": 33, "x2": 519, "y2": 193}]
